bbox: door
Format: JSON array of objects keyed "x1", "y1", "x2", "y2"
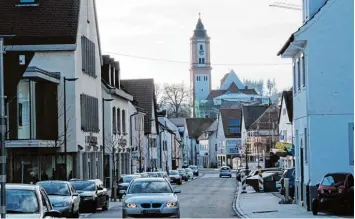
[{"x1": 300, "y1": 147, "x2": 304, "y2": 203}]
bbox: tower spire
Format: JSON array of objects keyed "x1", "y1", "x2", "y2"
[{"x1": 199, "y1": 12, "x2": 201, "y2": 20}]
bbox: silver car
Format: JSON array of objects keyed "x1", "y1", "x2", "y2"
[
  {"x1": 37, "y1": 180, "x2": 80, "y2": 218},
  {"x1": 121, "y1": 177, "x2": 181, "y2": 218},
  {"x1": 4, "y1": 184, "x2": 60, "y2": 218}
]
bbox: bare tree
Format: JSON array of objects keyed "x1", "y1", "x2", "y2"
[
  {"x1": 104, "y1": 133, "x2": 124, "y2": 185},
  {"x1": 43, "y1": 93, "x2": 74, "y2": 179},
  {"x1": 159, "y1": 82, "x2": 192, "y2": 118},
  {"x1": 133, "y1": 132, "x2": 146, "y2": 172},
  {"x1": 243, "y1": 79, "x2": 265, "y2": 95}
]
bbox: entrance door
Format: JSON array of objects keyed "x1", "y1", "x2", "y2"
[{"x1": 300, "y1": 147, "x2": 304, "y2": 204}]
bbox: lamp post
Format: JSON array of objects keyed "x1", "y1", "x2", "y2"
[
  {"x1": 102, "y1": 98, "x2": 113, "y2": 186},
  {"x1": 63, "y1": 77, "x2": 78, "y2": 180}
]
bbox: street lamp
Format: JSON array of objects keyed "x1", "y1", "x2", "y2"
[
  {"x1": 63, "y1": 77, "x2": 78, "y2": 180},
  {"x1": 102, "y1": 98, "x2": 113, "y2": 186}
]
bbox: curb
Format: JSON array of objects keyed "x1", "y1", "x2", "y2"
[{"x1": 233, "y1": 182, "x2": 248, "y2": 218}]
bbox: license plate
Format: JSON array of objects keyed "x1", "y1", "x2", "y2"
[{"x1": 143, "y1": 210, "x2": 160, "y2": 214}]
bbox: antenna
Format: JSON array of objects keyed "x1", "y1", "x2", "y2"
[{"x1": 269, "y1": 1, "x2": 301, "y2": 10}]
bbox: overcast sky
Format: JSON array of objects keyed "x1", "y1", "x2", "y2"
[{"x1": 96, "y1": 0, "x2": 302, "y2": 91}]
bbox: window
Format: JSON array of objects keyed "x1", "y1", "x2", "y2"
[
  {"x1": 112, "y1": 107, "x2": 116, "y2": 134},
  {"x1": 304, "y1": 128, "x2": 307, "y2": 163},
  {"x1": 80, "y1": 94, "x2": 99, "y2": 132},
  {"x1": 293, "y1": 63, "x2": 296, "y2": 93},
  {"x1": 228, "y1": 119, "x2": 241, "y2": 134},
  {"x1": 202, "y1": 58, "x2": 205, "y2": 64},
  {"x1": 81, "y1": 36, "x2": 96, "y2": 78},
  {"x1": 297, "y1": 60, "x2": 301, "y2": 90},
  {"x1": 302, "y1": 55, "x2": 306, "y2": 87},
  {"x1": 122, "y1": 109, "x2": 126, "y2": 134},
  {"x1": 349, "y1": 123, "x2": 354, "y2": 165},
  {"x1": 117, "y1": 108, "x2": 121, "y2": 134},
  {"x1": 19, "y1": 0, "x2": 37, "y2": 4},
  {"x1": 199, "y1": 58, "x2": 202, "y2": 64}
]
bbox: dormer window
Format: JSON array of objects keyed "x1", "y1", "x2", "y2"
[{"x1": 17, "y1": 0, "x2": 39, "y2": 6}]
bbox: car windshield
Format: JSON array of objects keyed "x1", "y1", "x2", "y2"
[
  {"x1": 128, "y1": 180, "x2": 173, "y2": 194},
  {"x1": 37, "y1": 182, "x2": 70, "y2": 196},
  {"x1": 321, "y1": 174, "x2": 347, "y2": 187},
  {"x1": 70, "y1": 181, "x2": 96, "y2": 191},
  {"x1": 157, "y1": 172, "x2": 165, "y2": 177},
  {"x1": 189, "y1": 166, "x2": 197, "y2": 170},
  {"x1": 121, "y1": 176, "x2": 135, "y2": 183},
  {"x1": 169, "y1": 170, "x2": 179, "y2": 175},
  {"x1": 6, "y1": 189, "x2": 39, "y2": 214}
]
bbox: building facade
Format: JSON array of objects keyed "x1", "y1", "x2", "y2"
[{"x1": 278, "y1": 0, "x2": 354, "y2": 209}]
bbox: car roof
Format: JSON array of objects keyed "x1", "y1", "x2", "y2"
[
  {"x1": 133, "y1": 177, "x2": 167, "y2": 182},
  {"x1": 5, "y1": 183, "x2": 39, "y2": 191},
  {"x1": 38, "y1": 180, "x2": 69, "y2": 184}
]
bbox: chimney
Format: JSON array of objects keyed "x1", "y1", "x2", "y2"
[{"x1": 114, "y1": 61, "x2": 120, "y2": 89}]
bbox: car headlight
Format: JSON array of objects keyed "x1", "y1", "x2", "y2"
[
  {"x1": 126, "y1": 203, "x2": 137, "y2": 208},
  {"x1": 53, "y1": 200, "x2": 71, "y2": 207},
  {"x1": 166, "y1": 201, "x2": 178, "y2": 208}
]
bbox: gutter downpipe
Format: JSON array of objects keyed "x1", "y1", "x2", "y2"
[{"x1": 130, "y1": 111, "x2": 139, "y2": 173}]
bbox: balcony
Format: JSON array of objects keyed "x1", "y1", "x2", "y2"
[{"x1": 5, "y1": 67, "x2": 60, "y2": 148}]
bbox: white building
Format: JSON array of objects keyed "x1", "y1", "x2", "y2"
[
  {"x1": 3, "y1": 0, "x2": 104, "y2": 181},
  {"x1": 277, "y1": 0, "x2": 354, "y2": 210},
  {"x1": 121, "y1": 79, "x2": 158, "y2": 172},
  {"x1": 277, "y1": 91, "x2": 294, "y2": 169},
  {"x1": 197, "y1": 119, "x2": 218, "y2": 168},
  {"x1": 101, "y1": 55, "x2": 137, "y2": 187},
  {"x1": 216, "y1": 109, "x2": 242, "y2": 169}
]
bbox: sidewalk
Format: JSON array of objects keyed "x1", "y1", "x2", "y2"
[{"x1": 234, "y1": 185, "x2": 343, "y2": 218}]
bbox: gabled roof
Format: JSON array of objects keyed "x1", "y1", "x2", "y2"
[
  {"x1": 242, "y1": 105, "x2": 269, "y2": 130},
  {"x1": 277, "y1": 0, "x2": 330, "y2": 56},
  {"x1": 250, "y1": 105, "x2": 280, "y2": 130},
  {"x1": 278, "y1": 91, "x2": 293, "y2": 124},
  {"x1": 185, "y1": 118, "x2": 215, "y2": 138},
  {"x1": 0, "y1": 0, "x2": 80, "y2": 45},
  {"x1": 220, "y1": 109, "x2": 242, "y2": 138},
  {"x1": 206, "y1": 82, "x2": 258, "y2": 100},
  {"x1": 121, "y1": 79, "x2": 156, "y2": 134},
  {"x1": 169, "y1": 118, "x2": 186, "y2": 127},
  {"x1": 220, "y1": 69, "x2": 245, "y2": 90}
]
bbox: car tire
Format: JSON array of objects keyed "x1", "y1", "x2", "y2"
[
  {"x1": 102, "y1": 197, "x2": 109, "y2": 211},
  {"x1": 122, "y1": 210, "x2": 127, "y2": 218},
  {"x1": 72, "y1": 208, "x2": 80, "y2": 218},
  {"x1": 173, "y1": 211, "x2": 180, "y2": 218},
  {"x1": 312, "y1": 199, "x2": 318, "y2": 215}
]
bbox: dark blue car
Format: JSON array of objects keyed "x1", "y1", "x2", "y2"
[{"x1": 279, "y1": 167, "x2": 295, "y2": 198}]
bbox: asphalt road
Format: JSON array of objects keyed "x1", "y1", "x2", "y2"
[{"x1": 82, "y1": 169, "x2": 239, "y2": 218}]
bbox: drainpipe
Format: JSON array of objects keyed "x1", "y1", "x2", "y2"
[{"x1": 130, "y1": 111, "x2": 139, "y2": 173}]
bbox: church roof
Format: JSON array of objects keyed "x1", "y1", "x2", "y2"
[
  {"x1": 220, "y1": 69, "x2": 245, "y2": 89},
  {"x1": 193, "y1": 16, "x2": 208, "y2": 38},
  {"x1": 206, "y1": 82, "x2": 258, "y2": 100}
]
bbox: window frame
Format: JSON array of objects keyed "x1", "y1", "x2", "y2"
[
  {"x1": 301, "y1": 54, "x2": 306, "y2": 87},
  {"x1": 293, "y1": 63, "x2": 296, "y2": 94},
  {"x1": 297, "y1": 59, "x2": 301, "y2": 90}
]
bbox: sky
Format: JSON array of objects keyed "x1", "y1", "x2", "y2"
[{"x1": 96, "y1": 0, "x2": 302, "y2": 92}]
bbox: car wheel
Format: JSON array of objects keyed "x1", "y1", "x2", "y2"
[
  {"x1": 122, "y1": 210, "x2": 127, "y2": 218},
  {"x1": 312, "y1": 199, "x2": 318, "y2": 215},
  {"x1": 102, "y1": 197, "x2": 109, "y2": 211},
  {"x1": 174, "y1": 211, "x2": 180, "y2": 218},
  {"x1": 73, "y1": 208, "x2": 80, "y2": 218}
]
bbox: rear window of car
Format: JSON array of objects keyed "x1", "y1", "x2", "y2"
[
  {"x1": 169, "y1": 170, "x2": 179, "y2": 175},
  {"x1": 221, "y1": 167, "x2": 230, "y2": 170},
  {"x1": 321, "y1": 174, "x2": 347, "y2": 187}
]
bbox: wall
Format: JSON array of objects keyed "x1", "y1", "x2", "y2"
[
  {"x1": 216, "y1": 115, "x2": 226, "y2": 155},
  {"x1": 279, "y1": 98, "x2": 293, "y2": 143},
  {"x1": 208, "y1": 132, "x2": 217, "y2": 167},
  {"x1": 74, "y1": 0, "x2": 103, "y2": 151}
]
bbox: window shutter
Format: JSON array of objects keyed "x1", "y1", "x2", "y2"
[{"x1": 81, "y1": 36, "x2": 86, "y2": 72}]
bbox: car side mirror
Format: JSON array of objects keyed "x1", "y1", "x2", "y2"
[
  {"x1": 174, "y1": 189, "x2": 181, "y2": 194},
  {"x1": 316, "y1": 183, "x2": 320, "y2": 188},
  {"x1": 73, "y1": 193, "x2": 79, "y2": 196},
  {"x1": 98, "y1": 187, "x2": 103, "y2": 190},
  {"x1": 119, "y1": 190, "x2": 126, "y2": 195},
  {"x1": 44, "y1": 210, "x2": 60, "y2": 218}
]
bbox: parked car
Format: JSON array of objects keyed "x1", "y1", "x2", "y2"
[
  {"x1": 177, "y1": 168, "x2": 189, "y2": 181},
  {"x1": 184, "y1": 168, "x2": 194, "y2": 180},
  {"x1": 69, "y1": 179, "x2": 109, "y2": 213},
  {"x1": 134, "y1": 172, "x2": 149, "y2": 178},
  {"x1": 156, "y1": 171, "x2": 169, "y2": 179},
  {"x1": 37, "y1": 180, "x2": 80, "y2": 218},
  {"x1": 188, "y1": 165, "x2": 199, "y2": 176},
  {"x1": 169, "y1": 170, "x2": 182, "y2": 185},
  {"x1": 147, "y1": 172, "x2": 159, "y2": 177},
  {"x1": 312, "y1": 172, "x2": 354, "y2": 215},
  {"x1": 219, "y1": 166, "x2": 232, "y2": 178},
  {"x1": 4, "y1": 184, "x2": 60, "y2": 218},
  {"x1": 278, "y1": 168, "x2": 295, "y2": 198},
  {"x1": 121, "y1": 177, "x2": 181, "y2": 218},
  {"x1": 118, "y1": 175, "x2": 140, "y2": 199}
]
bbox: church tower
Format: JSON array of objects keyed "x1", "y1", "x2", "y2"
[{"x1": 190, "y1": 14, "x2": 212, "y2": 117}]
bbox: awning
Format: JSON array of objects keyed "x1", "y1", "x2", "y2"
[{"x1": 23, "y1": 66, "x2": 60, "y2": 84}]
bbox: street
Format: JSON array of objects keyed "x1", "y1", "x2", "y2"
[{"x1": 82, "y1": 169, "x2": 239, "y2": 218}]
